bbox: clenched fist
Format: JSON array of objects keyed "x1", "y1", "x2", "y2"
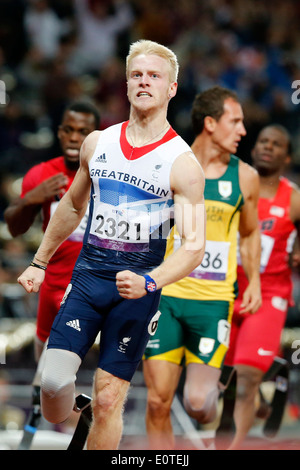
[
  {"x1": 116, "y1": 270, "x2": 146, "y2": 299},
  {"x1": 17, "y1": 266, "x2": 46, "y2": 293}
]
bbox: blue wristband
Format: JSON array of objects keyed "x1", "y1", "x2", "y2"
[{"x1": 144, "y1": 274, "x2": 157, "y2": 293}]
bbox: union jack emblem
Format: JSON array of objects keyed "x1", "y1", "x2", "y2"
[{"x1": 147, "y1": 281, "x2": 156, "y2": 292}]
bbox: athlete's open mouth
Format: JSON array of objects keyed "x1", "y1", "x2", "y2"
[
  {"x1": 66, "y1": 148, "x2": 80, "y2": 157},
  {"x1": 137, "y1": 92, "x2": 152, "y2": 97}
]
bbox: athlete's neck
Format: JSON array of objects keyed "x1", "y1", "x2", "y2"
[
  {"x1": 126, "y1": 115, "x2": 170, "y2": 148},
  {"x1": 191, "y1": 137, "x2": 230, "y2": 177},
  {"x1": 64, "y1": 158, "x2": 79, "y2": 172},
  {"x1": 258, "y1": 174, "x2": 281, "y2": 198}
]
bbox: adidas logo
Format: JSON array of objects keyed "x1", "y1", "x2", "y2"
[
  {"x1": 66, "y1": 319, "x2": 81, "y2": 331},
  {"x1": 95, "y1": 153, "x2": 107, "y2": 163}
]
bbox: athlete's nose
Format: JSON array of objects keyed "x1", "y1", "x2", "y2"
[
  {"x1": 240, "y1": 122, "x2": 246, "y2": 137},
  {"x1": 69, "y1": 130, "x2": 82, "y2": 142},
  {"x1": 139, "y1": 74, "x2": 150, "y2": 86},
  {"x1": 263, "y1": 140, "x2": 273, "y2": 150}
]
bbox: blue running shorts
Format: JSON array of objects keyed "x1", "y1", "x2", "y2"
[{"x1": 47, "y1": 268, "x2": 161, "y2": 382}]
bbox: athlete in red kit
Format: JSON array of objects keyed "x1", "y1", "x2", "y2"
[
  {"x1": 224, "y1": 124, "x2": 300, "y2": 449},
  {"x1": 5, "y1": 102, "x2": 100, "y2": 359}
]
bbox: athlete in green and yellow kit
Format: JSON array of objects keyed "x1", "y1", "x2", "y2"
[{"x1": 143, "y1": 86, "x2": 262, "y2": 450}]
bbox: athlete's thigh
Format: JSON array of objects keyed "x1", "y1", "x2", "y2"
[
  {"x1": 98, "y1": 290, "x2": 162, "y2": 382},
  {"x1": 37, "y1": 282, "x2": 66, "y2": 342},
  {"x1": 143, "y1": 295, "x2": 185, "y2": 365},
  {"x1": 183, "y1": 299, "x2": 233, "y2": 369},
  {"x1": 233, "y1": 296, "x2": 287, "y2": 372},
  {"x1": 93, "y1": 367, "x2": 130, "y2": 408},
  {"x1": 185, "y1": 362, "x2": 221, "y2": 395},
  {"x1": 143, "y1": 359, "x2": 182, "y2": 404},
  {"x1": 47, "y1": 270, "x2": 113, "y2": 360}
]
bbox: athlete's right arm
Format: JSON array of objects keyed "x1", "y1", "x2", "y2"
[
  {"x1": 4, "y1": 173, "x2": 68, "y2": 237},
  {"x1": 17, "y1": 131, "x2": 100, "y2": 293}
]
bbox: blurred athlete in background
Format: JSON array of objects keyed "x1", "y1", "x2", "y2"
[
  {"x1": 225, "y1": 124, "x2": 300, "y2": 450},
  {"x1": 143, "y1": 86, "x2": 261, "y2": 450},
  {"x1": 5, "y1": 101, "x2": 100, "y2": 360},
  {"x1": 4, "y1": 102, "x2": 100, "y2": 445}
]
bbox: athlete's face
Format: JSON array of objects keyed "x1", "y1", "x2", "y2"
[
  {"x1": 58, "y1": 111, "x2": 97, "y2": 170},
  {"x1": 251, "y1": 127, "x2": 290, "y2": 177},
  {"x1": 211, "y1": 98, "x2": 246, "y2": 154},
  {"x1": 127, "y1": 54, "x2": 177, "y2": 113}
]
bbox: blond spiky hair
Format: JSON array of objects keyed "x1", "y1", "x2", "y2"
[{"x1": 126, "y1": 39, "x2": 179, "y2": 83}]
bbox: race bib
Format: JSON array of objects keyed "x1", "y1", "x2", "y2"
[
  {"x1": 190, "y1": 240, "x2": 230, "y2": 281},
  {"x1": 173, "y1": 236, "x2": 230, "y2": 281},
  {"x1": 89, "y1": 203, "x2": 150, "y2": 251},
  {"x1": 260, "y1": 233, "x2": 275, "y2": 273}
]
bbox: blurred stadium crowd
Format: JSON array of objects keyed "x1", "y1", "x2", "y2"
[
  {"x1": 1, "y1": 0, "x2": 300, "y2": 174},
  {"x1": 1, "y1": 0, "x2": 300, "y2": 438}
]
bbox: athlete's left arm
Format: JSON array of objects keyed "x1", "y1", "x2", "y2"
[
  {"x1": 238, "y1": 160, "x2": 262, "y2": 314},
  {"x1": 289, "y1": 185, "x2": 300, "y2": 272},
  {"x1": 116, "y1": 151, "x2": 206, "y2": 299}
]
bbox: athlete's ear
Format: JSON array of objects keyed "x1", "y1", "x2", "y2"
[
  {"x1": 204, "y1": 116, "x2": 216, "y2": 133},
  {"x1": 168, "y1": 82, "x2": 177, "y2": 100},
  {"x1": 284, "y1": 154, "x2": 292, "y2": 167}
]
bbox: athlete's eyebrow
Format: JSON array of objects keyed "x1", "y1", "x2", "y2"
[{"x1": 130, "y1": 69, "x2": 162, "y2": 76}]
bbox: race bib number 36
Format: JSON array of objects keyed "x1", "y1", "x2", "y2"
[{"x1": 189, "y1": 240, "x2": 230, "y2": 281}]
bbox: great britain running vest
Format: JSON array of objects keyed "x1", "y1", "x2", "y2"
[
  {"x1": 163, "y1": 154, "x2": 244, "y2": 301},
  {"x1": 82, "y1": 121, "x2": 195, "y2": 276}
]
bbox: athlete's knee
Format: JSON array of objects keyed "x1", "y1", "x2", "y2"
[
  {"x1": 94, "y1": 384, "x2": 119, "y2": 414},
  {"x1": 41, "y1": 349, "x2": 81, "y2": 423},
  {"x1": 92, "y1": 371, "x2": 129, "y2": 423},
  {"x1": 147, "y1": 386, "x2": 173, "y2": 421},
  {"x1": 147, "y1": 392, "x2": 172, "y2": 417},
  {"x1": 183, "y1": 386, "x2": 219, "y2": 424}
]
